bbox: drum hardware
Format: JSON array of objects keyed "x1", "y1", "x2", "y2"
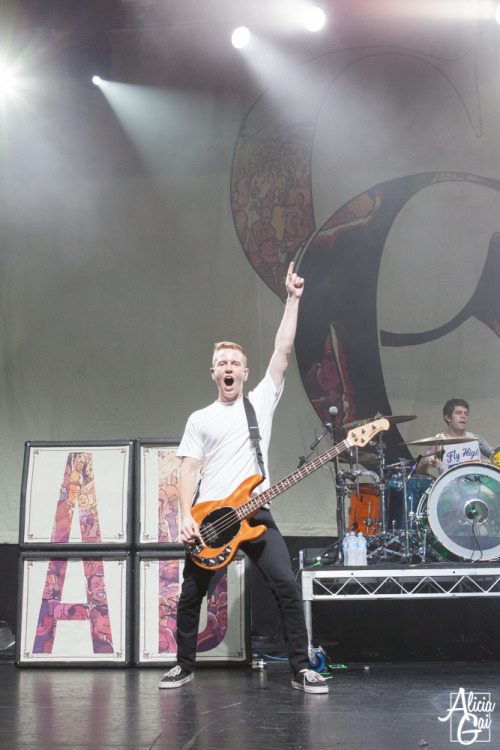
[
  {"x1": 298, "y1": 413, "x2": 500, "y2": 567},
  {"x1": 352, "y1": 431, "x2": 411, "y2": 563},
  {"x1": 464, "y1": 499, "x2": 488, "y2": 524}
]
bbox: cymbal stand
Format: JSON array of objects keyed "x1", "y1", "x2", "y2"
[
  {"x1": 372, "y1": 434, "x2": 392, "y2": 559},
  {"x1": 328, "y1": 417, "x2": 352, "y2": 565},
  {"x1": 396, "y1": 457, "x2": 430, "y2": 561},
  {"x1": 367, "y1": 436, "x2": 410, "y2": 563},
  {"x1": 335, "y1": 469, "x2": 349, "y2": 564},
  {"x1": 384, "y1": 458, "x2": 412, "y2": 560},
  {"x1": 298, "y1": 417, "x2": 345, "y2": 565},
  {"x1": 400, "y1": 460, "x2": 411, "y2": 559}
]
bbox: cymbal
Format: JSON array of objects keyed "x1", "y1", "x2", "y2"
[
  {"x1": 401, "y1": 434, "x2": 475, "y2": 447},
  {"x1": 339, "y1": 450, "x2": 379, "y2": 466},
  {"x1": 344, "y1": 414, "x2": 416, "y2": 429}
]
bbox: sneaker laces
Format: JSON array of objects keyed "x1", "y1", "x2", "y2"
[
  {"x1": 167, "y1": 665, "x2": 183, "y2": 677},
  {"x1": 301, "y1": 669, "x2": 325, "y2": 682}
]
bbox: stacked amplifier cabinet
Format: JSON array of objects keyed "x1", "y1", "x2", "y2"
[
  {"x1": 133, "y1": 439, "x2": 249, "y2": 667},
  {"x1": 16, "y1": 439, "x2": 250, "y2": 667},
  {"x1": 17, "y1": 441, "x2": 133, "y2": 666}
]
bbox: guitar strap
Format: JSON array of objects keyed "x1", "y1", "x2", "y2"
[{"x1": 243, "y1": 396, "x2": 266, "y2": 479}]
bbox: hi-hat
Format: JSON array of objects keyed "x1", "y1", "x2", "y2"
[
  {"x1": 345, "y1": 414, "x2": 416, "y2": 429},
  {"x1": 401, "y1": 434, "x2": 474, "y2": 447}
]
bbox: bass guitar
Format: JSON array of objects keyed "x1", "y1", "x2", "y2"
[{"x1": 185, "y1": 417, "x2": 389, "y2": 570}]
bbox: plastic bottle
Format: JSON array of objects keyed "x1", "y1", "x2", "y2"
[
  {"x1": 343, "y1": 531, "x2": 354, "y2": 565},
  {"x1": 357, "y1": 531, "x2": 367, "y2": 566},
  {"x1": 342, "y1": 533, "x2": 348, "y2": 565},
  {"x1": 354, "y1": 532, "x2": 362, "y2": 565}
]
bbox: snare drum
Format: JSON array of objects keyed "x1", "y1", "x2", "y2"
[
  {"x1": 348, "y1": 485, "x2": 381, "y2": 535},
  {"x1": 416, "y1": 462, "x2": 500, "y2": 561}
]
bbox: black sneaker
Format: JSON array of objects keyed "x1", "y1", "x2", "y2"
[
  {"x1": 291, "y1": 669, "x2": 329, "y2": 694},
  {"x1": 158, "y1": 665, "x2": 194, "y2": 689}
]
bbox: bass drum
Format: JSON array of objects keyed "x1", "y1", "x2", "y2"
[{"x1": 416, "y1": 462, "x2": 500, "y2": 561}]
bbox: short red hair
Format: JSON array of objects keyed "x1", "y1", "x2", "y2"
[{"x1": 212, "y1": 342, "x2": 247, "y2": 367}]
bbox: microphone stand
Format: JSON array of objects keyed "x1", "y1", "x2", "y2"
[
  {"x1": 297, "y1": 416, "x2": 344, "y2": 566},
  {"x1": 328, "y1": 419, "x2": 347, "y2": 565},
  {"x1": 297, "y1": 426, "x2": 331, "y2": 468},
  {"x1": 317, "y1": 416, "x2": 348, "y2": 566}
]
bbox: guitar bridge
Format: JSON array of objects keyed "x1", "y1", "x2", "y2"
[{"x1": 185, "y1": 539, "x2": 204, "y2": 555}]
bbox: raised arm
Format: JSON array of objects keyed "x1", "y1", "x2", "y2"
[{"x1": 268, "y1": 261, "x2": 304, "y2": 390}]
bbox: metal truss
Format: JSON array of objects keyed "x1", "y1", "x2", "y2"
[
  {"x1": 301, "y1": 564, "x2": 500, "y2": 601},
  {"x1": 301, "y1": 564, "x2": 500, "y2": 657}
]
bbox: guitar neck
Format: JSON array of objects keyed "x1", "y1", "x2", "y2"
[{"x1": 239, "y1": 437, "x2": 351, "y2": 518}]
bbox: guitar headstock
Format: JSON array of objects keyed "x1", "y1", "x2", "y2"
[{"x1": 346, "y1": 418, "x2": 390, "y2": 448}]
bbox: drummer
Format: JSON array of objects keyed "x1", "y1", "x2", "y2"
[{"x1": 416, "y1": 398, "x2": 493, "y2": 476}]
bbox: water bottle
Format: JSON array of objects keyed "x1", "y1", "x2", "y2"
[
  {"x1": 348, "y1": 532, "x2": 356, "y2": 565},
  {"x1": 342, "y1": 533, "x2": 348, "y2": 564},
  {"x1": 343, "y1": 531, "x2": 354, "y2": 565},
  {"x1": 357, "y1": 532, "x2": 367, "y2": 566}
]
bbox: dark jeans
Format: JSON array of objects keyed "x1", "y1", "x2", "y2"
[{"x1": 175, "y1": 509, "x2": 310, "y2": 674}]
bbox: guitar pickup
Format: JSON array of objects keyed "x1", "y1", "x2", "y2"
[{"x1": 201, "y1": 523, "x2": 219, "y2": 546}]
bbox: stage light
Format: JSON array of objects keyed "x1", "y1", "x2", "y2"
[
  {"x1": 0, "y1": 60, "x2": 17, "y2": 98},
  {"x1": 231, "y1": 27, "x2": 251, "y2": 49},
  {"x1": 92, "y1": 75, "x2": 103, "y2": 86},
  {"x1": 303, "y1": 6, "x2": 326, "y2": 32}
]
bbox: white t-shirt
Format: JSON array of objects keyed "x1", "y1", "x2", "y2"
[{"x1": 177, "y1": 370, "x2": 284, "y2": 504}]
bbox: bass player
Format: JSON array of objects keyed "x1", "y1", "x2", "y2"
[{"x1": 158, "y1": 262, "x2": 328, "y2": 694}]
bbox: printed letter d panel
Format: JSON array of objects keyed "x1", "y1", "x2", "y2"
[
  {"x1": 136, "y1": 554, "x2": 249, "y2": 665},
  {"x1": 135, "y1": 439, "x2": 182, "y2": 546}
]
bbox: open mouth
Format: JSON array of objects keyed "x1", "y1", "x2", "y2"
[{"x1": 224, "y1": 376, "x2": 234, "y2": 386}]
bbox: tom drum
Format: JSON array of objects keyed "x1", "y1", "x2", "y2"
[{"x1": 348, "y1": 485, "x2": 381, "y2": 536}]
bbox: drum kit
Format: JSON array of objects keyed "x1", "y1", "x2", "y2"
[{"x1": 333, "y1": 414, "x2": 500, "y2": 565}]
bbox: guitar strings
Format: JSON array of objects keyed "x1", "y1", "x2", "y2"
[
  {"x1": 193, "y1": 429, "x2": 380, "y2": 548},
  {"x1": 196, "y1": 439, "x2": 352, "y2": 546}
]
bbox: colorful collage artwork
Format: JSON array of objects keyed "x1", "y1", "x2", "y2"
[{"x1": 18, "y1": 442, "x2": 248, "y2": 665}]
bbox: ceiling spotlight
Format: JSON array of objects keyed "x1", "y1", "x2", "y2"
[
  {"x1": 92, "y1": 75, "x2": 102, "y2": 86},
  {"x1": 231, "y1": 27, "x2": 251, "y2": 49},
  {"x1": 0, "y1": 61, "x2": 17, "y2": 98},
  {"x1": 304, "y1": 6, "x2": 326, "y2": 32}
]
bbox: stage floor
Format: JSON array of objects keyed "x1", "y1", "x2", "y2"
[{"x1": 1, "y1": 658, "x2": 500, "y2": 749}]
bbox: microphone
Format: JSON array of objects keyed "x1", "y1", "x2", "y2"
[
  {"x1": 323, "y1": 406, "x2": 338, "y2": 427},
  {"x1": 299, "y1": 407, "x2": 340, "y2": 467},
  {"x1": 310, "y1": 430, "x2": 328, "y2": 450}
]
